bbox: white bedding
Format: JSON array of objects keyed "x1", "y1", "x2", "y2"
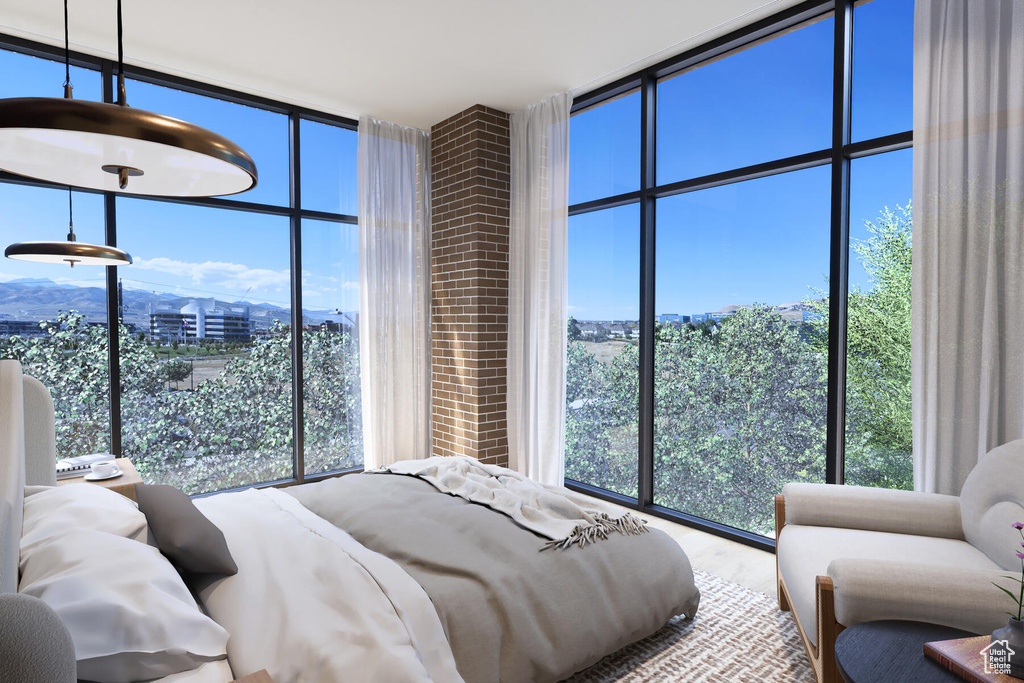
[
  {"x1": 193, "y1": 488, "x2": 463, "y2": 683},
  {"x1": 157, "y1": 660, "x2": 235, "y2": 683}
]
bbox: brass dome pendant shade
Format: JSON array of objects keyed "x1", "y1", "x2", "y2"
[
  {"x1": 0, "y1": 0, "x2": 257, "y2": 198},
  {"x1": 5, "y1": 188, "x2": 132, "y2": 268}
]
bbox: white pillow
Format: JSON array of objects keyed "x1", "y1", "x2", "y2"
[
  {"x1": 19, "y1": 529, "x2": 229, "y2": 683},
  {"x1": 21, "y1": 483, "x2": 148, "y2": 554}
]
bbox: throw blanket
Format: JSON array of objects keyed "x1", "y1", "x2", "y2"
[{"x1": 370, "y1": 456, "x2": 648, "y2": 549}]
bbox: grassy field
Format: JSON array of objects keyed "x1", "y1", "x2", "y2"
[
  {"x1": 580, "y1": 339, "x2": 632, "y2": 365},
  {"x1": 149, "y1": 346, "x2": 250, "y2": 390}
]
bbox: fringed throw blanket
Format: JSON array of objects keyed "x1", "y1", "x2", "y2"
[{"x1": 369, "y1": 456, "x2": 648, "y2": 550}]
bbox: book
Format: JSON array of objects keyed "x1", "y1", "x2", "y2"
[
  {"x1": 924, "y1": 635, "x2": 1020, "y2": 683},
  {"x1": 56, "y1": 453, "x2": 116, "y2": 480}
]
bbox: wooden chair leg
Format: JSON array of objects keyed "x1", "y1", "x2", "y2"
[
  {"x1": 774, "y1": 495, "x2": 790, "y2": 611},
  {"x1": 815, "y1": 575, "x2": 844, "y2": 683},
  {"x1": 774, "y1": 573, "x2": 790, "y2": 610}
]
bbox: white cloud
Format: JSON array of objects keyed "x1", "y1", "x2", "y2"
[
  {"x1": 132, "y1": 257, "x2": 289, "y2": 293},
  {"x1": 53, "y1": 276, "x2": 105, "y2": 287}
]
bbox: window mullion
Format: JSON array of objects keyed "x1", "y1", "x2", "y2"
[
  {"x1": 825, "y1": 0, "x2": 854, "y2": 485},
  {"x1": 289, "y1": 109, "x2": 305, "y2": 483},
  {"x1": 638, "y1": 71, "x2": 656, "y2": 511},
  {"x1": 101, "y1": 58, "x2": 123, "y2": 457}
]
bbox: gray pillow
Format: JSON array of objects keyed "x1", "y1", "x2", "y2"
[{"x1": 136, "y1": 484, "x2": 238, "y2": 576}]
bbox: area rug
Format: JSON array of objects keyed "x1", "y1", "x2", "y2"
[{"x1": 566, "y1": 569, "x2": 814, "y2": 682}]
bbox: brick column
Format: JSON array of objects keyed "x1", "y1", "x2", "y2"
[{"x1": 430, "y1": 105, "x2": 510, "y2": 466}]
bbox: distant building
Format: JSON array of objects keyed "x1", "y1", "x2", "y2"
[
  {"x1": 0, "y1": 320, "x2": 47, "y2": 336},
  {"x1": 607, "y1": 322, "x2": 636, "y2": 339},
  {"x1": 657, "y1": 313, "x2": 691, "y2": 325},
  {"x1": 149, "y1": 299, "x2": 252, "y2": 342},
  {"x1": 315, "y1": 311, "x2": 359, "y2": 334},
  {"x1": 249, "y1": 309, "x2": 279, "y2": 336}
]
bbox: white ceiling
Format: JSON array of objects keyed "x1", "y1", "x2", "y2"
[{"x1": 0, "y1": 0, "x2": 801, "y2": 130}]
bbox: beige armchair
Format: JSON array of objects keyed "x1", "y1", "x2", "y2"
[{"x1": 775, "y1": 438, "x2": 1024, "y2": 683}]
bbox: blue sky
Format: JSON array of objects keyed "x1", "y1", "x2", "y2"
[
  {"x1": 0, "y1": 49, "x2": 359, "y2": 316},
  {"x1": 568, "y1": 0, "x2": 913, "y2": 321},
  {"x1": 0, "y1": 0, "x2": 911, "y2": 323}
]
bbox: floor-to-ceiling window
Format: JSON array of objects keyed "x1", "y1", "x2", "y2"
[
  {"x1": 565, "y1": 91, "x2": 642, "y2": 496},
  {"x1": 0, "y1": 37, "x2": 360, "y2": 494},
  {"x1": 843, "y1": 0, "x2": 913, "y2": 490},
  {"x1": 565, "y1": 0, "x2": 913, "y2": 545}
]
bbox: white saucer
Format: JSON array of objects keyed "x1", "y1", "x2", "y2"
[{"x1": 84, "y1": 467, "x2": 122, "y2": 481}]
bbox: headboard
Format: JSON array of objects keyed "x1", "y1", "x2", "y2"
[
  {"x1": 23, "y1": 375, "x2": 56, "y2": 488},
  {"x1": 0, "y1": 360, "x2": 58, "y2": 594},
  {"x1": 0, "y1": 360, "x2": 27, "y2": 594}
]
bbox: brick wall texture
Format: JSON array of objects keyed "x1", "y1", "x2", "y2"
[{"x1": 430, "y1": 105, "x2": 511, "y2": 466}]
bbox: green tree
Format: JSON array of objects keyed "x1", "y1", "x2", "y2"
[
  {"x1": 567, "y1": 316, "x2": 582, "y2": 341},
  {"x1": 564, "y1": 307, "x2": 826, "y2": 535},
  {"x1": 1, "y1": 312, "x2": 363, "y2": 495},
  {"x1": 124, "y1": 323, "x2": 363, "y2": 492},
  {"x1": 653, "y1": 306, "x2": 826, "y2": 533},
  {"x1": 563, "y1": 206, "x2": 914, "y2": 535},
  {"x1": 0, "y1": 313, "x2": 166, "y2": 456},
  {"x1": 161, "y1": 358, "x2": 193, "y2": 384},
  {"x1": 302, "y1": 326, "x2": 363, "y2": 474},
  {"x1": 564, "y1": 338, "x2": 619, "y2": 489},
  {"x1": 810, "y1": 204, "x2": 913, "y2": 489}
]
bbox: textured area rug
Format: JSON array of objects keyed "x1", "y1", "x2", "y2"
[{"x1": 566, "y1": 570, "x2": 814, "y2": 682}]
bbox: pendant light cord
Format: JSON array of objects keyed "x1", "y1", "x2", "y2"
[
  {"x1": 115, "y1": 0, "x2": 126, "y2": 106},
  {"x1": 62, "y1": 0, "x2": 72, "y2": 96},
  {"x1": 66, "y1": 187, "x2": 76, "y2": 242},
  {"x1": 116, "y1": 0, "x2": 123, "y2": 77}
]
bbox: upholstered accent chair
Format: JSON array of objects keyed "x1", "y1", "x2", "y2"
[{"x1": 775, "y1": 438, "x2": 1024, "y2": 683}]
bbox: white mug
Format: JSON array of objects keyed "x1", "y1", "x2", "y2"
[{"x1": 91, "y1": 461, "x2": 117, "y2": 478}]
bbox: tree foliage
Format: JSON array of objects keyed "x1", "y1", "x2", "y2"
[
  {"x1": 1, "y1": 314, "x2": 362, "y2": 495},
  {"x1": 810, "y1": 204, "x2": 913, "y2": 489},
  {"x1": 566, "y1": 308, "x2": 826, "y2": 534},
  {"x1": 567, "y1": 316, "x2": 582, "y2": 341},
  {"x1": 565, "y1": 204, "x2": 914, "y2": 535},
  {"x1": 564, "y1": 339, "x2": 637, "y2": 495}
]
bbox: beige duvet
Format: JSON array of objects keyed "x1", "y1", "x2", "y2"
[{"x1": 288, "y1": 473, "x2": 701, "y2": 683}]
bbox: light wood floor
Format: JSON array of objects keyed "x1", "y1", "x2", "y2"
[{"x1": 615, "y1": 505, "x2": 778, "y2": 596}]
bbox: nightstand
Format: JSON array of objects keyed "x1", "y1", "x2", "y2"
[{"x1": 56, "y1": 457, "x2": 143, "y2": 502}]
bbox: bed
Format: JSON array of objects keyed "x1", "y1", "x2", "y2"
[{"x1": 0, "y1": 360, "x2": 701, "y2": 682}]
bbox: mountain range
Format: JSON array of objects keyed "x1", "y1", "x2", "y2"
[{"x1": 0, "y1": 278, "x2": 341, "y2": 328}]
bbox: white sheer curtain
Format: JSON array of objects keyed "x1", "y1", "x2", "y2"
[
  {"x1": 507, "y1": 92, "x2": 571, "y2": 486},
  {"x1": 357, "y1": 117, "x2": 431, "y2": 469},
  {"x1": 913, "y1": 0, "x2": 1024, "y2": 493}
]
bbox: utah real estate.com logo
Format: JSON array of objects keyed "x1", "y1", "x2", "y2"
[{"x1": 981, "y1": 639, "x2": 1016, "y2": 676}]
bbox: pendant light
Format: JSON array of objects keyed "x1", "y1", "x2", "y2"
[
  {"x1": 5, "y1": 186, "x2": 132, "y2": 267},
  {"x1": 0, "y1": 0, "x2": 257, "y2": 197}
]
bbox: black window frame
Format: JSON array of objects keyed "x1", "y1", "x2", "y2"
[
  {"x1": 564, "y1": 0, "x2": 913, "y2": 551},
  {"x1": 0, "y1": 31, "x2": 361, "y2": 493}
]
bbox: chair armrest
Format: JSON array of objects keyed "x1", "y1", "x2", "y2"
[
  {"x1": 828, "y1": 559, "x2": 1012, "y2": 636},
  {"x1": 0, "y1": 593, "x2": 76, "y2": 682},
  {"x1": 782, "y1": 482, "x2": 963, "y2": 539}
]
